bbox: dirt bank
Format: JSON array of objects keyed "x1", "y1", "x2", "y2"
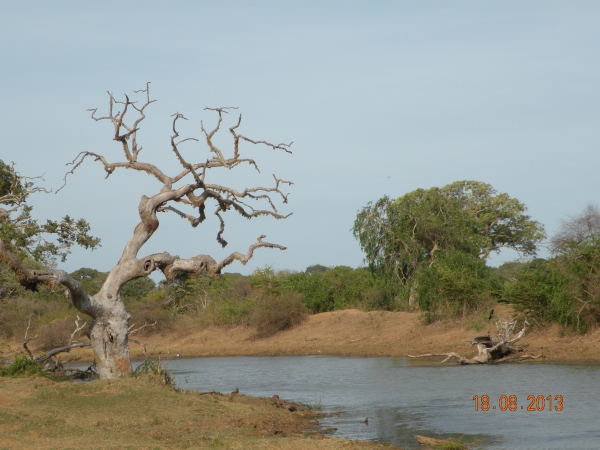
[
  {"x1": 3, "y1": 306, "x2": 600, "y2": 363},
  {"x1": 133, "y1": 306, "x2": 600, "y2": 363}
]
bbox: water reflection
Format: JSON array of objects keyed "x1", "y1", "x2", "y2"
[{"x1": 162, "y1": 356, "x2": 599, "y2": 449}]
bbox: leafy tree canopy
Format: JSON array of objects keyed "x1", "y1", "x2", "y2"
[
  {"x1": 0, "y1": 160, "x2": 100, "y2": 267},
  {"x1": 353, "y1": 180, "x2": 546, "y2": 285}
]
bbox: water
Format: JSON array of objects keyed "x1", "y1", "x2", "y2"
[{"x1": 161, "y1": 356, "x2": 600, "y2": 449}]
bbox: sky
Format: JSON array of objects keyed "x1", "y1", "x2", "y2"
[{"x1": 1, "y1": 1, "x2": 599, "y2": 277}]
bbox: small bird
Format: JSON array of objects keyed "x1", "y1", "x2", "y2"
[
  {"x1": 363, "y1": 417, "x2": 369, "y2": 425},
  {"x1": 229, "y1": 387, "x2": 239, "y2": 401},
  {"x1": 488, "y1": 309, "x2": 494, "y2": 321}
]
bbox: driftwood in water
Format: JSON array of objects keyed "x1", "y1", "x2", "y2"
[
  {"x1": 409, "y1": 317, "x2": 542, "y2": 364},
  {"x1": 415, "y1": 434, "x2": 469, "y2": 449}
]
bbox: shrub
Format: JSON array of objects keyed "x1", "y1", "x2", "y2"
[
  {"x1": 33, "y1": 319, "x2": 79, "y2": 352},
  {"x1": 133, "y1": 357, "x2": 175, "y2": 387},
  {"x1": 0, "y1": 356, "x2": 48, "y2": 378},
  {"x1": 250, "y1": 293, "x2": 307, "y2": 339},
  {"x1": 505, "y1": 254, "x2": 600, "y2": 333},
  {"x1": 416, "y1": 251, "x2": 501, "y2": 323},
  {"x1": 284, "y1": 266, "x2": 396, "y2": 313},
  {"x1": 126, "y1": 293, "x2": 174, "y2": 336}
]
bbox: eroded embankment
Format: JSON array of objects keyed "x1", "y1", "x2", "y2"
[{"x1": 3, "y1": 306, "x2": 600, "y2": 363}]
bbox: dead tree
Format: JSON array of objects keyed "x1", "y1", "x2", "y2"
[
  {"x1": 0, "y1": 84, "x2": 292, "y2": 379},
  {"x1": 409, "y1": 317, "x2": 541, "y2": 364}
]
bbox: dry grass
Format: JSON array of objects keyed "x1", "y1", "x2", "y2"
[
  {"x1": 33, "y1": 320, "x2": 75, "y2": 352},
  {"x1": 251, "y1": 294, "x2": 308, "y2": 340},
  {"x1": 0, "y1": 375, "x2": 398, "y2": 450}
]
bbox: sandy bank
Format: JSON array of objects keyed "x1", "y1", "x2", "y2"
[
  {"x1": 133, "y1": 307, "x2": 599, "y2": 363},
  {"x1": 3, "y1": 306, "x2": 599, "y2": 363}
]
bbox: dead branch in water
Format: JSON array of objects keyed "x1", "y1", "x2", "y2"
[{"x1": 408, "y1": 317, "x2": 541, "y2": 365}]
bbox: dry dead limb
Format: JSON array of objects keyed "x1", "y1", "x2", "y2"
[
  {"x1": 129, "y1": 339, "x2": 148, "y2": 358},
  {"x1": 68, "y1": 315, "x2": 86, "y2": 345},
  {"x1": 408, "y1": 317, "x2": 539, "y2": 365},
  {"x1": 18, "y1": 315, "x2": 91, "y2": 366},
  {"x1": 22, "y1": 313, "x2": 38, "y2": 358},
  {"x1": 129, "y1": 321, "x2": 157, "y2": 336}
]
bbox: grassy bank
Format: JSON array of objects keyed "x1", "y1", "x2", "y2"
[{"x1": 0, "y1": 375, "x2": 398, "y2": 450}]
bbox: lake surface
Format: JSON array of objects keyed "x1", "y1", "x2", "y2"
[{"x1": 161, "y1": 356, "x2": 600, "y2": 449}]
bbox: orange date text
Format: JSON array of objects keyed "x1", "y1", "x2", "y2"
[{"x1": 472, "y1": 395, "x2": 563, "y2": 411}]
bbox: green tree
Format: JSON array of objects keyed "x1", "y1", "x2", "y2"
[
  {"x1": 0, "y1": 161, "x2": 100, "y2": 267},
  {"x1": 507, "y1": 205, "x2": 600, "y2": 332},
  {"x1": 0, "y1": 161, "x2": 100, "y2": 295},
  {"x1": 353, "y1": 180, "x2": 545, "y2": 314}
]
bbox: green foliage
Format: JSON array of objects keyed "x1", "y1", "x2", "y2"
[
  {"x1": 133, "y1": 358, "x2": 175, "y2": 387},
  {"x1": 121, "y1": 276, "x2": 156, "y2": 300},
  {"x1": 69, "y1": 267, "x2": 156, "y2": 299},
  {"x1": 249, "y1": 266, "x2": 285, "y2": 296},
  {"x1": 0, "y1": 356, "x2": 49, "y2": 378},
  {"x1": 0, "y1": 160, "x2": 24, "y2": 201},
  {"x1": 284, "y1": 265, "x2": 394, "y2": 313},
  {"x1": 305, "y1": 264, "x2": 328, "y2": 275},
  {"x1": 353, "y1": 180, "x2": 545, "y2": 319},
  {"x1": 506, "y1": 250, "x2": 600, "y2": 333},
  {"x1": 505, "y1": 206, "x2": 600, "y2": 332},
  {"x1": 354, "y1": 181, "x2": 545, "y2": 285},
  {"x1": 0, "y1": 159, "x2": 100, "y2": 267},
  {"x1": 416, "y1": 251, "x2": 501, "y2": 323},
  {"x1": 69, "y1": 267, "x2": 107, "y2": 295}
]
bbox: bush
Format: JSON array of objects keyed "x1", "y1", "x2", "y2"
[
  {"x1": 133, "y1": 357, "x2": 175, "y2": 387},
  {"x1": 284, "y1": 266, "x2": 396, "y2": 313},
  {"x1": 505, "y1": 254, "x2": 600, "y2": 333},
  {"x1": 126, "y1": 292, "x2": 174, "y2": 336},
  {"x1": 33, "y1": 319, "x2": 74, "y2": 352},
  {"x1": 0, "y1": 356, "x2": 48, "y2": 378},
  {"x1": 250, "y1": 293, "x2": 307, "y2": 339},
  {"x1": 416, "y1": 251, "x2": 501, "y2": 323}
]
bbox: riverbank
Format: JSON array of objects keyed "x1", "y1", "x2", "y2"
[
  {"x1": 0, "y1": 375, "x2": 400, "y2": 450},
  {"x1": 134, "y1": 307, "x2": 600, "y2": 362},
  {"x1": 2, "y1": 306, "x2": 600, "y2": 363}
]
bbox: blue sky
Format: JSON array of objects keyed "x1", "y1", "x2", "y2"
[{"x1": 1, "y1": 1, "x2": 599, "y2": 275}]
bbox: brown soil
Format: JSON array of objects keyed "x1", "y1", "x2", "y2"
[{"x1": 3, "y1": 305, "x2": 600, "y2": 363}]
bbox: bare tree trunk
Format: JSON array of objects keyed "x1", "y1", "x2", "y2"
[
  {"x1": 88, "y1": 294, "x2": 132, "y2": 378},
  {"x1": 408, "y1": 281, "x2": 418, "y2": 309}
]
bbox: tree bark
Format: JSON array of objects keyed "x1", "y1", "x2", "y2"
[{"x1": 87, "y1": 294, "x2": 132, "y2": 378}]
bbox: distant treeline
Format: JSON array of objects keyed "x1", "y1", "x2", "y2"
[
  {"x1": 2, "y1": 181, "x2": 600, "y2": 340},
  {"x1": 2, "y1": 239, "x2": 599, "y2": 346}
]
